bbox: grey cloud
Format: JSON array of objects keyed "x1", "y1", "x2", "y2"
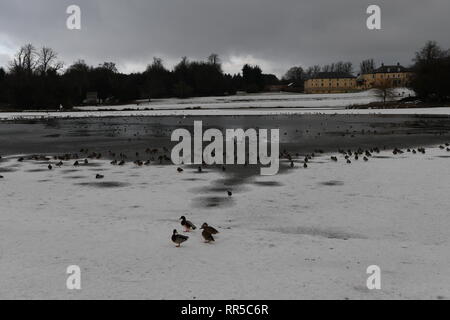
[{"x1": 0, "y1": 0, "x2": 449, "y2": 76}]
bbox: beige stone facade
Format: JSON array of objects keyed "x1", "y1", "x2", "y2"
[
  {"x1": 359, "y1": 64, "x2": 413, "y2": 90},
  {"x1": 304, "y1": 72, "x2": 357, "y2": 94},
  {"x1": 304, "y1": 63, "x2": 413, "y2": 94}
]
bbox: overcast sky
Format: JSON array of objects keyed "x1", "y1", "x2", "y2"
[{"x1": 1, "y1": 0, "x2": 449, "y2": 77}]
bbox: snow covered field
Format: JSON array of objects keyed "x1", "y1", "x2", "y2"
[
  {"x1": 3, "y1": 106, "x2": 450, "y2": 121},
  {"x1": 78, "y1": 89, "x2": 415, "y2": 111},
  {"x1": 3, "y1": 89, "x2": 441, "y2": 121},
  {"x1": 0, "y1": 145, "x2": 449, "y2": 299}
]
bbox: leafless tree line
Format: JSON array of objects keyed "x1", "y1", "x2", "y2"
[{"x1": 9, "y1": 44, "x2": 63, "y2": 75}]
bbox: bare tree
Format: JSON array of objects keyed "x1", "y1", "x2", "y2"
[
  {"x1": 373, "y1": 79, "x2": 396, "y2": 106},
  {"x1": 37, "y1": 47, "x2": 63, "y2": 74},
  {"x1": 341, "y1": 62, "x2": 353, "y2": 73},
  {"x1": 321, "y1": 61, "x2": 353, "y2": 74},
  {"x1": 207, "y1": 53, "x2": 221, "y2": 65},
  {"x1": 360, "y1": 59, "x2": 375, "y2": 74},
  {"x1": 306, "y1": 65, "x2": 321, "y2": 77},
  {"x1": 9, "y1": 44, "x2": 39, "y2": 74},
  {"x1": 321, "y1": 64, "x2": 331, "y2": 72}
]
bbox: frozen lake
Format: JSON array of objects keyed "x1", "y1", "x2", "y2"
[
  {"x1": 0, "y1": 144, "x2": 449, "y2": 299},
  {"x1": 1, "y1": 103, "x2": 449, "y2": 299}
]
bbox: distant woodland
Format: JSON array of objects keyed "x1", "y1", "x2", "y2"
[{"x1": 0, "y1": 41, "x2": 448, "y2": 109}]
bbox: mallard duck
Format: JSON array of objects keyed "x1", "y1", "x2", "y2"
[
  {"x1": 202, "y1": 229, "x2": 215, "y2": 243},
  {"x1": 180, "y1": 216, "x2": 196, "y2": 232},
  {"x1": 48, "y1": 164, "x2": 53, "y2": 170},
  {"x1": 227, "y1": 190, "x2": 233, "y2": 197},
  {"x1": 96, "y1": 174, "x2": 104, "y2": 179},
  {"x1": 201, "y1": 223, "x2": 219, "y2": 235},
  {"x1": 172, "y1": 230, "x2": 189, "y2": 247}
]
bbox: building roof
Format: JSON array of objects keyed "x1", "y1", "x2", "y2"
[
  {"x1": 373, "y1": 63, "x2": 412, "y2": 74},
  {"x1": 309, "y1": 72, "x2": 356, "y2": 80}
]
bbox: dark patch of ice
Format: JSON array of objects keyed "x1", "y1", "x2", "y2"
[
  {"x1": 61, "y1": 169, "x2": 79, "y2": 174},
  {"x1": 75, "y1": 181, "x2": 130, "y2": 188},
  {"x1": 265, "y1": 226, "x2": 367, "y2": 240},
  {"x1": 253, "y1": 181, "x2": 283, "y2": 187},
  {"x1": 43, "y1": 134, "x2": 61, "y2": 138},
  {"x1": 191, "y1": 196, "x2": 235, "y2": 209},
  {"x1": 182, "y1": 178, "x2": 206, "y2": 182},
  {"x1": 319, "y1": 180, "x2": 344, "y2": 186},
  {"x1": 26, "y1": 169, "x2": 48, "y2": 173}
]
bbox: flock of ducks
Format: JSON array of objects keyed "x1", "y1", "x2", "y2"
[
  {"x1": 172, "y1": 216, "x2": 219, "y2": 247},
  {"x1": 282, "y1": 143, "x2": 450, "y2": 168},
  {"x1": 0, "y1": 142, "x2": 449, "y2": 180}
]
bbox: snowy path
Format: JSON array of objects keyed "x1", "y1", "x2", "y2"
[{"x1": 0, "y1": 146, "x2": 449, "y2": 299}]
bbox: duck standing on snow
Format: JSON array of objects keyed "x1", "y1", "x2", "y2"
[
  {"x1": 172, "y1": 230, "x2": 189, "y2": 247},
  {"x1": 180, "y1": 216, "x2": 197, "y2": 232},
  {"x1": 201, "y1": 223, "x2": 219, "y2": 235},
  {"x1": 202, "y1": 229, "x2": 215, "y2": 243}
]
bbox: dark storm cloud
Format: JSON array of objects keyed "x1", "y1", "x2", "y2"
[{"x1": 1, "y1": 0, "x2": 449, "y2": 76}]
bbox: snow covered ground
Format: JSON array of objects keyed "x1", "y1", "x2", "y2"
[
  {"x1": 3, "y1": 89, "x2": 439, "y2": 121},
  {"x1": 77, "y1": 89, "x2": 414, "y2": 111},
  {"x1": 3, "y1": 106, "x2": 450, "y2": 121},
  {"x1": 0, "y1": 145, "x2": 449, "y2": 299}
]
